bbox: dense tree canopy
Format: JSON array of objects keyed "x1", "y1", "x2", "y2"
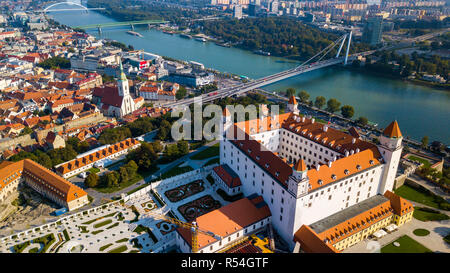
[{"x1": 198, "y1": 17, "x2": 370, "y2": 60}]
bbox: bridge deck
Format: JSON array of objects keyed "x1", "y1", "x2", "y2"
[{"x1": 74, "y1": 20, "x2": 168, "y2": 29}]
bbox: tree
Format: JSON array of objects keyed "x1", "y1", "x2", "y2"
[
  {"x1": 177, "y1": 140, "x2": 189, "y2": 156},
  {"x1": 106, "y1": 171, "x2": 120, "y2": 187},
  {"x1": 421, "y1": 136, "x2": 429, "y2": 149},
  {"x1": 133, "y1": 143, "x2": 158, "y2": 170},
  {"x1": 85, "y1": 173, "x2": 99, "y2": 188},
  {"x1": 164, "y1": 143, "x2": 179, "y2": 160},
  {"x1": 125, "y1": 160, "x2": 138, "y2": 177},
  {"x1": 176, "y1": 86, "x2": 187, "y2": 100},
  {"x1": 119, "y1": 167, "x2": 129, "y2": 184},
  {"x1": 157, "y1": 120, "x2": 171, "y2": 140},
  {"x1": 326, "y1": 98, "x2": 341, "y2": 113},
  {"x1": 341, "y1": 105, "x2": 355, "y2": 119},
  {"x1": 298, "y1": 90, "x2": 310, "y2": 103},
  {"x1": 19, "y1": 126, "x2": 33, "y2": 136},
  {"x1": 314, "y1": 96, "x2": 326, "y2": 109},
  {"x1": 152, "y1": 140, "x2": 163, "y2": 153},
  {"x1": 357, "y1": 116, "x2": 368, "y2": 126},
  {"x1": 286, "y1": 88, "x2": 296, "y2": 97}
]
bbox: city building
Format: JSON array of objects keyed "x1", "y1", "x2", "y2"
[
  {"x1": 219, "y1": 96, "x2": 405, "y2": 250},
  {"x1": 234, "y1": 5, "x2": 243, "y2": 19},
  {"x1": 92, "y1": 62, "x2": 139, "y2": 118},
  {"x1": 55, "y1": 138, "x2": 140, "y2": 178},
  {"x1": 0, "y1": 159, "x2": 88, "y2": 211},
  {"x1": 362, "y1": 16, "x2": 383, "y2": 45},
  {"x1": 293, "y1": 191, "x2": 413, "y2": 252}
]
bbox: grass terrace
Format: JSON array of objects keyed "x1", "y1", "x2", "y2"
[
  {"x1": 204, "y1": 157, "x2": 220, "y2": 167},
  {"x1": 407, "y1": 155, "x2": 432, "y2": 168},
  {"x1": 381, "y1": 235, "x2": 432, "y2": 253},
  {"x1": 394, "y1": 184, "x2": 450, "y2": 210},
  {"x1": 190, "y1": 143, "x2": 219, "y2": 160},
  {"x1": 158, "y1": 163, "x2": 194, "y2": 180},
  {"x1": 413, "y1": 207, "x2": 450, "y2": 222}
]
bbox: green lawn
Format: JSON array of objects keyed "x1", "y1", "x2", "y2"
[
  {"x1": 88, "y1": 167, "x2": 101, "y2": 174},
  {"x1": 394, "y1": 185, "x2": 449, "y2": 210},
  {"x1": 407, "y1": 155, "x2": 432, "y2": 168},
  {"x1": 108, "y1": 245, "x2": 128, "y2": 253},
  {"x1": 158, "y1": 163, "x2": 194, "y2": 180},
  {"x1": 203, "y1": 157, "x2": 220, "y2": 167},
  {"x1": 99, "y1": 243, "x2": 113, "y2": 251},
  {"x1": 190, "y1": 143, "x2": 219, "y2": 160},
  {"x1": 91, "y1": 230, "x2": 104, "y2": 235},
  {"x1": 33, "y1": 233, "x2": 56, "y2": 253},
  {"x1": 93, "y1": 173, "x2": 144, "y2": 194},
  {"x1": 116, "y1": 238, "x2": 129, "y2": 243},
  {"x1": 381, "y1": 235, "x2": 432, "y2": 253},
  {"x1": 413, "y1": 229, "x2": 430, "y2": 236},
  {"x1": 93, "y1": 219, "x2": 113, "y2": 229},
  {"x1": 413, "y1": 207, "x2": 450, "y2": 222}
]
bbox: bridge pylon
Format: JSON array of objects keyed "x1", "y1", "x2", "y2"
[
  {"x1": 344, "y1": 30, "x2": 353, "y2": 65},
  {"x1": 336, "y1": 35, "x2": 347, "y2": 58}
]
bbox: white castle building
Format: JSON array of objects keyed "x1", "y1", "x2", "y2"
[{"x1": 219, "y1": 96, "x2": 404, "y2": 250}]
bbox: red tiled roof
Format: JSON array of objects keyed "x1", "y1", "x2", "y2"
[
  {"x1": 213, "y1": 164, "x2": 241, "y2": 188},
  {"x1": 383, "y1": 121, "x2": 402, "y2": 138},
  {"x1": 176, "y1": 197, "x2": 271, "y2": 250}
]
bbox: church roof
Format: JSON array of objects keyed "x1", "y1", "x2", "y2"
[
  {"x1": 93, "y1": 86, "x2": 123, "y2": 108},
  {"x1": 288, "y1": 95, "x2": 297, "y2": 105},
  {"x1": 383, "y1": 121, "x2": 402, "y2": 138}
]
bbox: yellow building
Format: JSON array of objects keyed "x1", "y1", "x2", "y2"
[{"x1": 294, "y1": 191, "x2": 414, "y2": 252}]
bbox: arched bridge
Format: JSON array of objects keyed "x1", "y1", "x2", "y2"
[{"x1": 39, "y1": 1, "x2": 105, "y2": 13}]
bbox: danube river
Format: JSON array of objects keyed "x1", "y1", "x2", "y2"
[{"x1": 49, "y1": 7, "x2": 450, "y2": 144}]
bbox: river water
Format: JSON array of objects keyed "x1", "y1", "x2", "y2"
[{"x1": 49, "y1": 7, "x2": 450, "y2": 144}]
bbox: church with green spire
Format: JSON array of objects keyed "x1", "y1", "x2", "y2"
[{"x1": 92, "y1": 60, "x2": 138, "y2": 118}]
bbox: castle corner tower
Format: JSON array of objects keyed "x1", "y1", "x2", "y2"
[{"x1": 378, "y1": 120, "x2": 403, "y2": 193}]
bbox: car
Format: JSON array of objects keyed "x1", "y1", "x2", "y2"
[{"x1": 78, "y1": 172, "x2": 88, "y2": 179}]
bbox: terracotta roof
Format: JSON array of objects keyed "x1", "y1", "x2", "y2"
[
  {"x1": 282, "y1": 114, "x2": 377, "y2": 155},
  {"x1": 383, "y1": 121, "x2": 402, "y2": 138},
  {"x1": 176, "y1": 197, "x2": 271, "y2": 250},
  {"x1": 93, "y1": 86, "x2": 124, "y2": 108},
  {"x1": 294, "y1": 159, "x2": 307, "y2": 172},
  {"x1": 384, "y1": 190, "x2": 413, "y2": 216},
  {"x1": 306, "y1": 148, "x2": 381, "y2": 191},
  {"x1": 295, "y1": 193, "x2": 412, "y2": 252},
  {"x1": 213, "y1": 164, "x2": 242, "y2": 188},
  {"x1": 293, "y1": 225, "x2": 338, "y2": 253},
  {"x1": 231, "y1": 126, "x2": 293, "y2": 188},
  {"x1": 288, "y1": 95, "x2": 297, "y2": 105},
  {"x1": 56, "y1": 138, "x2": 139, "y2": 174},
  {"x1": 0, "y1": 159, "x2": 87, "y2": 203}
]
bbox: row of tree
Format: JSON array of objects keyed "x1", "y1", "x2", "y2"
[
  {"x1": 286, "y1": 88, "x2": 363, "y2": 121},
  {"x1": 356, "y1": 50, "x2": 449, "y2": 81},
  {"x1": 85, "y1": 160, "x2": 139, "y2": 188},
  {"x1": 198, "y1": 17, "x2": 371, "y2": 60},
  {"x1": 9, "y1": 137, "x2": 91, "y2": 168}
]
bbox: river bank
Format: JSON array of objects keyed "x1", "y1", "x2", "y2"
[
  {"x1": 48, "y1": 8, "x2": 450, "y2": 144},
  {"x1": 345, "y1": 66, "x2": 450, "y2": 91}
]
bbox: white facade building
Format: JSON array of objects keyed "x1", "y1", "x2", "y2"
[{"x1": 219, "y1": 97, "x2": 403, "y2": 250}]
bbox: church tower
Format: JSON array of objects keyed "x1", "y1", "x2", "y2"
[
  {"x1": 118, "y1": 61, "x2": 129, "y2": 97},
  {"x1": 287, "y1": 96, "x2": 299, "y2": 114},
  {"x1": 378, "y1": 120, "x2": 403, "y2": 194},
  {"x1": 117, "y1": 60, "x2": 135, "y2": 117}
]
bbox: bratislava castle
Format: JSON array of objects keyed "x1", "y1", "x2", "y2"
[{"x1": 219, "y1": 96, "x2": 407, "y2": 251}]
